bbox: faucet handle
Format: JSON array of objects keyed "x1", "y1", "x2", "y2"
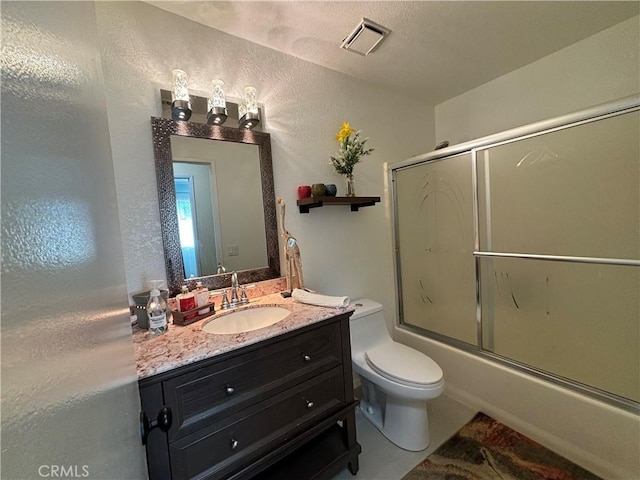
[
  {"x1": 240, "y1": 287, "x2": 249, "y2": 304},
  {"x1": 221, "y1": 290, "x2": 230, "y2": 309}
]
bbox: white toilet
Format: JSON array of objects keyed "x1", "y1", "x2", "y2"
[{"x1": 349, "y1": 299, "x2": 444, "y2": 451}]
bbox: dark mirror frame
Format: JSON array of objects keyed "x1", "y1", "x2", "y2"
[{"x1": 151, "y1": 116, "x2": 280, "y2": 295}]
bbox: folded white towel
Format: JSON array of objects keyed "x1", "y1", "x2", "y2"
[{"x1": 291, "y1": 289, "x2": 350, "y2": 308}]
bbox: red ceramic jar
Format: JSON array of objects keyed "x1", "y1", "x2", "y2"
[{"x1": 297, "y1": 185, "x2": 312, "y2": 199}]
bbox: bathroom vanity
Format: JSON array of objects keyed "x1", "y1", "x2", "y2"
[{"x1": 135, "y1": 294, "x2": 360, "y2": 479}]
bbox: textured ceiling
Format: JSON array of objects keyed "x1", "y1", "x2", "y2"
[{"x1": 146, "y1": 1, "x2": 639, "y2": 104}]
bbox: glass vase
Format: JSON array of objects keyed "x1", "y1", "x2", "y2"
[{"x1": 345, "y1": 173, "x2": 356, "y2": 197}]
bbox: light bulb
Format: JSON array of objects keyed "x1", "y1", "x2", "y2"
[
  {"x1": 172, "y1": 69, "x2": 189, "y2": 102},
  {"x1": 208, "y1": 79, "x2": 226, "y2": 110},
  {"x1": 238, "y1": 86, "x2": 260, "y2": 130},
  {"x1": 171, "y1": 69, "x2": 192, "y2": 121},
  {"x1": 206, "y1": 79, "x2": 228, "y2": 126},
  {"x1": 244, "y1": 86, "x2": 258, "y2": 115}
]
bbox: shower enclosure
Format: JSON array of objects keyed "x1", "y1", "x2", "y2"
[{"x1": 390, "y1": 96, "x2": 639, "y2": 412}]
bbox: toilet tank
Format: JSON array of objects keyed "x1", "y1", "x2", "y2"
[
  {"x1": 350, "y1": 298, "x2": 383, "y2": 320},
  {"x1": 349, "y1": 298, "x2": 390, "y2": 353}
]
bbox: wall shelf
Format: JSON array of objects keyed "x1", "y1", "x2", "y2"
[{"x1": 297, "y1": 196, "x2": 381, "y2": 213}]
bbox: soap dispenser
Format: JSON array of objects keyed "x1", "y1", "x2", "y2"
[
  {"x1": 176, "y1": 285, "x2": 196, "y2": 312},
  {"x1": 147, "y1": 280, "x2": 168, "y2": 336},
  {"x1": 195, "y1": 281, "x2": 210, "y2": 315}
]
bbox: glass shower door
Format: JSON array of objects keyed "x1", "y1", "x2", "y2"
[
  {"x1": 394, "y1": 153, "x2": 477, "y2": 345},
  {"x1": 475, "y1": 110, "x2": 640, "y2": 403}
]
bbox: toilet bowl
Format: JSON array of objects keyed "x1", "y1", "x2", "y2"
[{"x1": 349, "y1": 299, "x2": 444, "y2": 451}]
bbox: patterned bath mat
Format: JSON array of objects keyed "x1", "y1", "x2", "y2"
[{"x1": 402, "y1": 412, "x2": 601, "y2": 480}]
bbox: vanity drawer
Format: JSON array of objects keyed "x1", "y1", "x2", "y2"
[
  {"x1": 169, "y1": 367, "x2": 346, "y2": 480},
  {"x1": 163, "y1": 321, "x2": 342, "y2": 442}
]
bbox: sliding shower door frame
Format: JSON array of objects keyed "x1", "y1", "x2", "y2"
[{"x1": 390, "y1": 95, "x2": 640, "y2": 414}]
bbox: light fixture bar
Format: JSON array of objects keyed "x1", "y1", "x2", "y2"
[{"x1": 160, "y1": 89, "x2": 264, "y2": 131}]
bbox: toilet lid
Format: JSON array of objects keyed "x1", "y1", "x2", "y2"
[{"x1": 365, "y1": 342, "x2": 443, "y2": 387}]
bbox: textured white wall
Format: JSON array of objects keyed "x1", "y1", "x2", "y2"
[
  {"x1": 435, "y1": 15, "x2": 640, "y2": 144},
  {"x1": 396, "y1": 16, "x2": 640, "y2": 480},
  {"x1": 95, "y1": 2, "x2": 434, "y2": 317},
  {"x1": 0, "y1": 2, "x2": 147, "y2": 478}
]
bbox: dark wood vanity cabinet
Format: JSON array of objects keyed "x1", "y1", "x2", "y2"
[{"x1": 139, "y1": 313, "x2": 360, "y2": 480}]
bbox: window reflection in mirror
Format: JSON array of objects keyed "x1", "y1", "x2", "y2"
[
  {"x1": 170, "y1": 136, "x2": 268, "y2": 278},
  {"x1": 174, "y1": 175, "x2": 200, "y2": 277}
]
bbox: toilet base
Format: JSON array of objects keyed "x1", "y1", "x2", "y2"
[{"x1": 359, "y1": 378, "x2": 430, "y2": 451}]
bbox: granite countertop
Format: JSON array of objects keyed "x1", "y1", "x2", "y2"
[{"x1": 132, "y1": 292, "x2": 354, "y2": 380}]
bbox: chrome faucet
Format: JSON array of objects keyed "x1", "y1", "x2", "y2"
[
  {"x1": 221, "y1": 271, "x2": 249, "y2": 309},
  {"x1": 230, "y1": 272, "x2": 239, "y2": 304}
]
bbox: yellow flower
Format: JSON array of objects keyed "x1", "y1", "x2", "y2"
[
  {"x1": 335, "y1": 122, "x2": 355, "y2": 143},
  {"x1": 330, "y1": 121, "x2": 374, "y2": 176}
]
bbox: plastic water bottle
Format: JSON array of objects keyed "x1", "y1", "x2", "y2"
[{"x1": 147, "y1": 280, "x2": 168, "y2": 335}]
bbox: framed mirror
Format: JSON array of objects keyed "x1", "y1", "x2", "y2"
[{"x1": 151, "y1": 116, "x2": 280, "y2": 295}]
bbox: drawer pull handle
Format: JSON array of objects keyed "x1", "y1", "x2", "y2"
[
  {"x1": 226, "y1": 386, "x2": 235, "y2": 395},
  {"x1": 303, "y1": 354, "x2": 311, "y2": 362},
  {"x1": 306, "y1": 400, "x2": 314, "y2": 409},
  {"x1": 231, "y1": 438, "x2": 239, "y2": 450}
]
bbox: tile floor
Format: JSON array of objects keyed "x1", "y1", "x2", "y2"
[{"x1": 332, "y1": 394, "x2": 477, "y2": 480}]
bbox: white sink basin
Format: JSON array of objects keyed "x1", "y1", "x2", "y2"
[{"x1": 202, "y1": 306, "x2": 291, "y2": 335}]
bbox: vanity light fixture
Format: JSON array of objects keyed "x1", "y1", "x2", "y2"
[
  {"x1": 171, "y1": 69, "x2": 192, "y2": 121},
  {"x1": 163, "y1": 73, "x2": 263, "y2": 129},
  {"x1": 238, "y1": 86, "x2": 260, "y2": 130},
  {"x1": 340, "y1": 18, "x2": 391, "y2": 56},
  {"x1": 207, "y1": 79, "x2": 228, "y2": 126}
]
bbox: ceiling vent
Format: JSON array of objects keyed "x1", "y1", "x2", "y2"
[{"x1": 340, "y1": 18, "x2": 391, "y2": 56}]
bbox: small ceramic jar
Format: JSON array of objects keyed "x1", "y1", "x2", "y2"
[
  {"x1": 297, "y1": 185, "x2": 312, "y2": 199},
  {"x1": 311, "y1": 183, "x2": 326, "y2": 197},
  {"x1": 325, "y1": 184, "x2": 337, "y2": 197}
]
